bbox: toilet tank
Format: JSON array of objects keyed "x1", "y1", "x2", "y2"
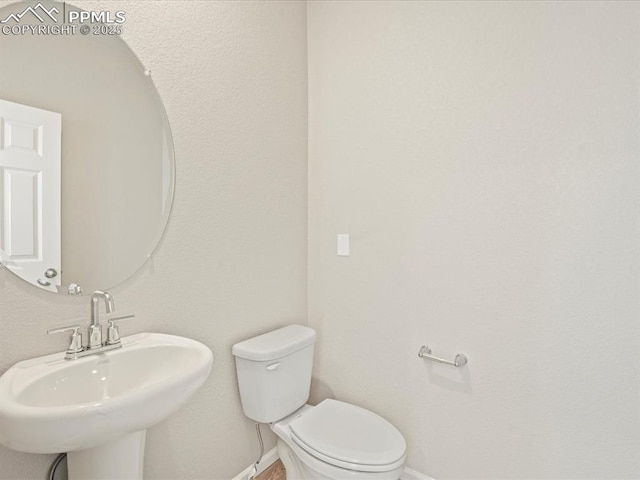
[{"x1": 232, "y1": 325, "x2": 316, "y2": 423}]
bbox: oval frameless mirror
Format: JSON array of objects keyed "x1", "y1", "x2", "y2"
[{"x1": 0, "y1": 1, "x2": 174, "y2": 294}]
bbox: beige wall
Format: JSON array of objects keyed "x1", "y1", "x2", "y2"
[
  {"x1": 308, "y1": 1, "x2": 639, "y2": 478},
  {"x1": 0, "y1": 1, "x2": 307, "y2": 478}
]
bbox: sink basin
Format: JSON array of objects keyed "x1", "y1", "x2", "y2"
[{"x1": 0, "y1": 332, "x2": 213, "y2": 479}]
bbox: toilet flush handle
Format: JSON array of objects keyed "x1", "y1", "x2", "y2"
[{"x1": 266, "y1": 362, "x2": 280, "y2": 371}]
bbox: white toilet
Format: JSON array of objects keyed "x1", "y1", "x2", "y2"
[{"x1": 232, "y1": 325, "x2": 407, "y2": 480}]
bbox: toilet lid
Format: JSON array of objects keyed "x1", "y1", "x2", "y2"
[{"x1": 289, "y1": 399, "x2": 406, "y2": 469}]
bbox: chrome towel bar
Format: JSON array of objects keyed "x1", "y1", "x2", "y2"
[{"x1": 418, "y1": 345, "x2": 468, "y2": 367}]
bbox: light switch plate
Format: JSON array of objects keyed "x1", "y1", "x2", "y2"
[{"x1": 337, "y1": 234, "x2": 349, "y2": 256}]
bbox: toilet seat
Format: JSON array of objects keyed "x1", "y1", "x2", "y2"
[{"x1": 289, "y1": 399, "x2": 406, "y2": 473}]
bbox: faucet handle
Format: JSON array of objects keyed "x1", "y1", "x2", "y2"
[
  {"x1": 106, "y1": 315, "x2": 135, "y2": 345},
  {"x1": 47, "y1": 325, "x2": 83, "y2": 354}
]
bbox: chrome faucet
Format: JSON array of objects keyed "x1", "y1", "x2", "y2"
[
  {"x1": 89, "y1": 290, "x2": 114, "y2": 348},
  {"x1": 47, "y1": 291, "x2": 135, "y2": 360}
]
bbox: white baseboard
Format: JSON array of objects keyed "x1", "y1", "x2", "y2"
[
  {"x1": 231, "y1": 447, "x2": 279, "y2": 480},
  {"x1": 401, "y1": 466, "x2": 436, "y2": 480},
  {"x1": 232, "y1": 449, "x2": 434, "y2": 480}
]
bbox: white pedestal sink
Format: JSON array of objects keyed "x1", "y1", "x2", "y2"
[{"x1": 0, "y1": 333, "x2": 213, "y2": 480}]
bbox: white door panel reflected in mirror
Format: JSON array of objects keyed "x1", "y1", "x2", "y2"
[{"x1": 0, "y1": 99, "x2": 61, "y2": 292}]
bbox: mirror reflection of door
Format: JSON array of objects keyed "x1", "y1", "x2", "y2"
[{"x1": 0, "y1": 98, "x2": 61, "y2": 292}]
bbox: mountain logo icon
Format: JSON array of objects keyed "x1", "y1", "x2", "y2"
[{"x1": 1, "y1": 3, "x2": 60, "y2": 24}]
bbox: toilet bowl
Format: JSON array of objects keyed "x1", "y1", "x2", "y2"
[
  {"x1": 232, "y1": 325, "x2": 407, "y2": 480},
  {"x1": 272, "y1": 402, "x2": 406, "y2": 480}
]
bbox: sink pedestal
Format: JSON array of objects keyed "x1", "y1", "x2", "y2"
[{"x1": 67, "y1": 430, "x2": 146, "y2": 480}]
